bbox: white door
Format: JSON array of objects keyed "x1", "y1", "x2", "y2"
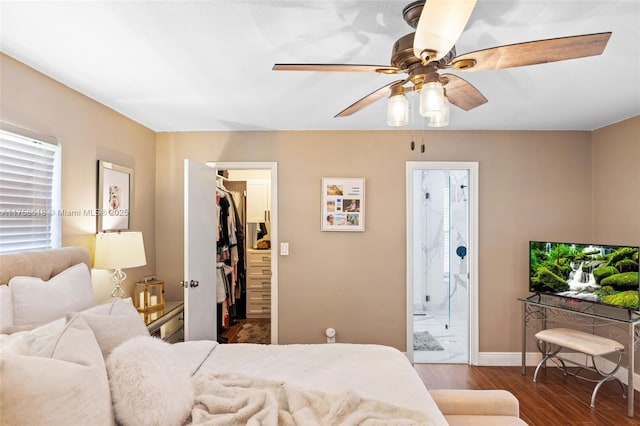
[{"x1": 184, "y1": 159, "x2": 217, "y2": 341}]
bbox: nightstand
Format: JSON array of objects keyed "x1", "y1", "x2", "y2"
[{"x1": 144, "y1": 301, "x2": 184, "y2": 343}]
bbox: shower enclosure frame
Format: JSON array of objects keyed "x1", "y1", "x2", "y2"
[{"x1": 405, "y1": 161, "x2": 479, "y2": 365}]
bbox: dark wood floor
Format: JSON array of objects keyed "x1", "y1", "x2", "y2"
[{"x1": 413, "y1": 364, "x2": 640, "y2": 425}]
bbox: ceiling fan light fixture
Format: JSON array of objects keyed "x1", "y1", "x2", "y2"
[
  {"x1": 387, "y1": 93, "x2": 409, "y2": 127},
  {"x1": 428, "y1": 95, "x2": 450, "y2": 127},
  {"x1": 419, "y1": 81, "x2": 445, "y2": 118},
  {"x1": 272, "y1": 1, "x2": 612, "y2": 130}
]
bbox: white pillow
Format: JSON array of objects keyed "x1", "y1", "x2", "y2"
[
  {"x1": 0, "y1": 331, "x2": 33, "y2": 355},
  {"x1": 0, "y1": 315, "x2": 114, "y2": 425},
  {"x1": 67, "y1": 311, "x2": 150, "y2": 359},
  {"x1": 107, "y1": 335, "x2": 194, "y2": 426},
  {"x1": 66, "y1": 297, "x2": 149, "y2": 359},
  {"x1": 0, "y1": 285, "x2": 13, "y2": 331},
  {"x1": 0, "y1": 317, "x2": 67, "y2": 357},
  {"x1": 79, "y1": 297, "x2": 138, "y2": 316},
  {"x1": 26, "y1": 317, "x2": 68, "y2": 356},
  {"x1": 9, "y1": 263, "x2": 93, "y2": 326}
]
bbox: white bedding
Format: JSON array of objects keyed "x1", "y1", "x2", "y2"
[
  {"x1": 174, "y1": 340, "x2": 449, "y2": 425},
  {"x1": 0, "y1": 248, "x2": 452, "y2": 425}
]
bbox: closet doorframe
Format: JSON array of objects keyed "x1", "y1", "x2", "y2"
[{"x1": 207, "y1": 161, "x2": 278, "y2": 344}]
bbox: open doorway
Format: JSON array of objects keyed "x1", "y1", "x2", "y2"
[
  {"x1": 406, "y1": 161, "x2": 478, "y2": 364},
  {"x1": 207, "y1": 162, "x2": 278, "y2": 345}
]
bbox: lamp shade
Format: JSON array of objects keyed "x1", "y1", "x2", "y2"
[
  {"x1": 419, "y1": 81, "x2": 445, "y2": 118},
  {"x1": 387, "y1": 93, "x2": 409, "y2": 127},
  {"x1": 94, "y1": 232, "x2": 146, "y2": 270},
  {"x1": 429, "y1": 96, "x2": 450, "y2": 127}
]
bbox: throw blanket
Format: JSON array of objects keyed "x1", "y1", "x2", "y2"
[{"x1": 188, "y1": 373, "x2": 431, "y2": 425}]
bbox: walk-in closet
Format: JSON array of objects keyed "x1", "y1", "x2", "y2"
[{"x1": 216, "y1": 169, "x2": 272, "y2": 344}]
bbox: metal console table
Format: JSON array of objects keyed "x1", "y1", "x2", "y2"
[{"x1": 520, "y1": 294, "x2": 640, "y2": 418}]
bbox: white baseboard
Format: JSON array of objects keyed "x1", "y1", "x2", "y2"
[{"x1": 478, "y1": 352, "x2": 640, "y2": 392}]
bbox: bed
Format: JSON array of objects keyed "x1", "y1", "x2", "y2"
[{"x1": 0, "y1": 247, "x2": 526, "y2": 426}]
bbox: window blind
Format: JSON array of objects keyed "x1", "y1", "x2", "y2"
[{"x1": 0, "y1": 128, "x2": 61, "y2": 254}]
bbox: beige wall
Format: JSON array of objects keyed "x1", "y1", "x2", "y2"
[
  {"x1": 591, "y1": 116, "x2": 640, "y2": 374},
  {"x1": 156, "y1": 130, "x2": 594, "y2": 352},
  {"x1": 0, "y1": 53, "x2": 157, "y2": 301},
  {"x1": 591, "y1": 116, "x2": 640, "y2": 245},
  {"x1": 4, "y1": 52, "x2": 637, "y2": 356}
]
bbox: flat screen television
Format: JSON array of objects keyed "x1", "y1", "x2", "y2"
[{"x1": 529, "y1": 241, "x2": 640, "y2": 311}]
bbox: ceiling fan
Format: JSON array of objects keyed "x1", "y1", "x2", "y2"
[{"x1": 273, "y1": 0, "x2": 611, "y2": 127}]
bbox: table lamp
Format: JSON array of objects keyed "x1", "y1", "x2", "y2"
[{"x1": 94, "y1": 231, "x2": 147, "y2": 298}]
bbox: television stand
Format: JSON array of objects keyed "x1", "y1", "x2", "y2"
[{"x1": 519, "y1": 294, "x2": 640, "y2": 418}]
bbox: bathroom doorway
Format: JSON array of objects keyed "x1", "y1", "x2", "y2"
[{"x1": 406, "y1": 162, "x2": 478, "y2": 364}]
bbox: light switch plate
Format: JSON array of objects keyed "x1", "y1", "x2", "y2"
[{"x1": 280, "y1": 242, "x2": 289, "y2": 256}]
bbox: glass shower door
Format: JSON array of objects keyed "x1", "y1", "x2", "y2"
[{"x1": 413, "y1": 169, "x2": 469, "y2": 364}]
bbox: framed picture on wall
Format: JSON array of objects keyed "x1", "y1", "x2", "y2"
[
  {"x1": 97, "y1": 160, "x2": 132, "y2": 232},
  {"x1": 321, "y1": 177, "x2": 365, "y2": 232}
]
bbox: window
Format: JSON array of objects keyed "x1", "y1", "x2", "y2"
[{"x1": 0, "y1": 125, "x2": 61, "y2": 254}]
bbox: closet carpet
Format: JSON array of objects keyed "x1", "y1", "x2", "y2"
[{"x1": 222, "y1": 318, "x2": 271, "y2": 344}]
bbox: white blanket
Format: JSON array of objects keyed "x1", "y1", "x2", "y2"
[{"x1": 188, "y1": 372, "x2": 431, "y2": 425}]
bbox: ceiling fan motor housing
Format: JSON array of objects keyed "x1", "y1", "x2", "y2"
[
  {"x1": 392, "y1": 33, "x2": 422, "y2": 69},
  {"x1": 392, "y1": 33, "x2": 457, "y2": 70}
]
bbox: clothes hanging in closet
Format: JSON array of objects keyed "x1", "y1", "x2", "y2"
[
  {"x1": 215, "y1": 184, "x2": 246, "y2": 331},
  {"x1": 216, "y1": 262, "x2": 234, "y2": 328}
]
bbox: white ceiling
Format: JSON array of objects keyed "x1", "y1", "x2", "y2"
[{"x1": 1, "y1": 0, "x2": 639, "y2": 132}]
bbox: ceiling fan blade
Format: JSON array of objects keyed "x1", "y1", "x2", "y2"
[
  {"x1": 273, "y1": 64, "x2": 400, "y2": 74},
  {"x1": 335, "y1": 80, "x2": 405, "y2": 117},
  {"x1": 413, "y1": 0, "x2": 477, "y2": 63},
  {"x1": 450, "y1": 32, "x2": 612, "y2": 72},
  {"x1": 440, "y1": 73, "x2": 487, "y2": 111}
]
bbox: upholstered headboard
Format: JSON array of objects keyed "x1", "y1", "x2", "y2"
[{"x1": 0, "y1": 246, "x2": 91, "y2": 285}]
